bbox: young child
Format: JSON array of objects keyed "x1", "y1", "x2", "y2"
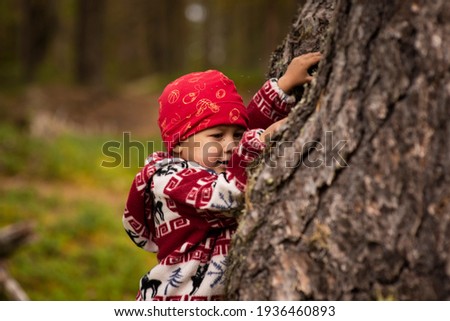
[{"x1": 123, "y1": 52, "x2": 321, "y2": 301}]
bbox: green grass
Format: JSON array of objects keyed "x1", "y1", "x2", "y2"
[
  {"x1": 0, "y1": 123, "x2": 149, "y2": 188},
  {"x1": 0, "y1": 123, "x2": 159, "y2": 300}
]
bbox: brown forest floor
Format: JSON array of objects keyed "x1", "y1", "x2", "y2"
[
  {"x1": 19, "y1": 85, "x2": 161, "y2": 138},
  {"x1": 2, "y1": 81, "x2": 255, "y2": 139}
]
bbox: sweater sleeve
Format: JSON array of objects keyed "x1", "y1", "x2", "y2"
[{"x1": 247, "y1": 78, "x2": 298, "y2": 130}]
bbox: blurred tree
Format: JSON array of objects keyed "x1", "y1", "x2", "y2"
[
  {"x1": 0, "y1": 0, "x2": 20, "y2": 86},
  {"x1": 102, "y1": 0, "x2": 150, "y2": 81},
  {"x1": 0, "y1": 0, "x2": 304, "y2": 87},
  {"x1": 19, "y1": 0, "x2": 57, "y2": 82},
  {"x1": 144, "y1": 0, "x2": 187, "y2": 73},
  {"x1": 75, "y1": 0, "x2": 105, "y2": 85},
  {"x1": 227, "y1": 0, "x2": 450, "y2": 300}
]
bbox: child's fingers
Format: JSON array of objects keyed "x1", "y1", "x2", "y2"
[
  {"x1": 300, "y1": 51, "x2": 322, "y2": 59},
  {"x1": 260, "y1": 118, "x2": 288, "y2": 142},
  {"x1": 303, "y1": 54, "x2": 322, "y2": 71},
  {"x1": 291, "y1": 52, "x2": 322, "y2": 69},
  {"x1": 306, "y1": 53, "x2": 322, "y2": 63},
  {"x1": 309, "y1": 57, "x2": 322, "y2": 66},
  {"x1": 305, "y1": 75, "x2": 314, "y2": 83}
]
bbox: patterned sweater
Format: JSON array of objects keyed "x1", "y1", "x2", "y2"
[{"x1": 123, "y1": 79, "x2": 297, "y2": 301}]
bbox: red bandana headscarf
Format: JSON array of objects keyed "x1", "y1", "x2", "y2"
[{"x1": 158, "y1": 70, "x2": 249, "y2": 153}]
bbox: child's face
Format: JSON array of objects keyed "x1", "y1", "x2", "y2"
[{"x1": 175, "y1": 125, "x2": 245, "y2": 173}]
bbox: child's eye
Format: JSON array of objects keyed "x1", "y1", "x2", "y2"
[
  {"x1": 234, "y1": 132, "x2": 244, "y2": 139},
  {"x1": 210, "y1": 133, "x2": 223, "y2": 139}
]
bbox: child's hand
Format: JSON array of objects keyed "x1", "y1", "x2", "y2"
[
  {"x1": 277, "y1": 52, "x2": 322, "y2": 94},
  {"x1": 260, "y1": 118, "x2": 288, "y2": 143}
]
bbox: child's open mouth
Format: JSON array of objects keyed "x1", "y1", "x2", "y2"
[{"x1": 216, "y1": 160, "x2": 229, "y2": 166}]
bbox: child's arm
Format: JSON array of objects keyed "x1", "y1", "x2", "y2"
[
  {"x1": 122, "y1": 128, "x2": 264, "y2": 251},
  {"x1": 123, "y1": 151, "x2": 185, "y2": 253},
  {"x1": 277, "y1": 52, "x2": 322, "y2": 94},
  {"x1": 247, "y1": 52, "x2": 322, "y2": 130},
  {"x1": 152, "y1": 129, "x2": 265, "y2": 220}
]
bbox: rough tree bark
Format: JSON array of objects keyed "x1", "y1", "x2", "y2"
[{"x1": 226, "y1": 0, "x2": 450, "y2": 300}]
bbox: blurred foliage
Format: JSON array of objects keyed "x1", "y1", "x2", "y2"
[
  {"x1": 0, "y1": 122, "x2": 145, "y2": 186},
  {"x1": 0, "y1": 0, "x2": 300, "y2": 89},
  {"x1": 0, "y1": 123, "x2": 159, "y2": 300}
]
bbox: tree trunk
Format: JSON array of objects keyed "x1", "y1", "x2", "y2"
[{"x1": 226, "y1": 0, "x2": 450, "y2": 300}]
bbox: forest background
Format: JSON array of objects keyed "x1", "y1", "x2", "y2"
[{"x1": 0, "y1": 0, "x2": 301, "y2": 300}]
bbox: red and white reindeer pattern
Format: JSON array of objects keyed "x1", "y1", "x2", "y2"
[{"x1": 123, "y1": 79, "x2": 296, "y2": 300}]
